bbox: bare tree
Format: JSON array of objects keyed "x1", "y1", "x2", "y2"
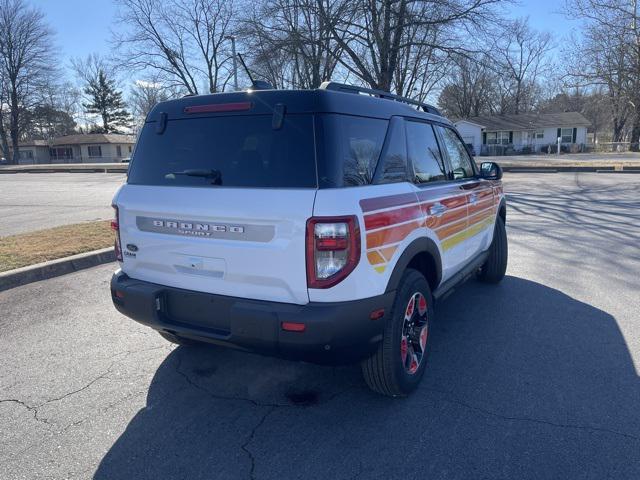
[
  {"x1": 317, "y1": 0, "x2": 503, "y2": 95},
  {"x1": 129, "y1": 79, "x2": 174, "y2": 127},
  {"x1": 242, "y1": 0, "x2": 344, "y2": 89},
  {"x1": 0, "y1": 0, "x2": 55, "y2": 164},
  {"x1": 493, "y1": 18, "x2": 553, "y2": 114},
  {"x1": 113, "y1": 0, "x2": 236, "y2": 95},
  {"x1": 437, "y1": 54, "x2": 495, "y2": 117},
  {"x1": 566, "y1": 0, "x2": 640, "y2": 146}
]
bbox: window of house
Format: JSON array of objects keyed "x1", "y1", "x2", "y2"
[
  {"x1": 437, "y1": 126, "x2": 475, "y2": 180},
  {"x1": 561, "y1": 128, "x2": 573, "y2": 143},
  {"x1": 49, "y1": 147, "x2": 73, "y2": 160},
  {"x1": 486, "y1": 131, "x2": 510, "y2": 145},
  {"x1": 117, "y1": 145, "x2": 122, "y2": 157},
  {"x1": 405, "y1": 121, "x2": 447, "y2": 183},
  {"x1": 88, "y1": 145, "x2": 102, "y2": 158},
  {"x1": 128, "y1": 145, "x2": 132, "y2": 153},
  {"x1": 535, "y1": 130, "x2": 544, "y2": 139},
  {"x1": 19, "y1": 150, "x2": 34, "y2": 160}
]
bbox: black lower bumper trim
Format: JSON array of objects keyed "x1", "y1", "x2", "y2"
[{"x1": 110, "y1": 271, "x2": 395, "y2": 364}]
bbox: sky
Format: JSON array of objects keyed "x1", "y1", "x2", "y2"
[
  {"x1": 31, "y1": 0, "x2": 582, "y2": 76},
  {"x1": 26, "y1": 0, "x2": 584, "y2": 128}
]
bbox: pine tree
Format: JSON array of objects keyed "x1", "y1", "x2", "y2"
[{"x1": 83, "y1": 70, "x2": 132, "y2": 133}]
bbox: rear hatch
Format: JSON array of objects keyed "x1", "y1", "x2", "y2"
[{"x1": 115, "y1": 101, "x2": 317, "y2": 304}]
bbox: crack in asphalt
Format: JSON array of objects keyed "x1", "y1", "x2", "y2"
[
  {"x1": 173, "y1": 353, "x2": 358, "y2": 479},
  {"x1": 430, "y1": 389, "x2": 640, "y2": 442},
  {"x1": 241, "y1": 407, "x2": 277, "y2": 480}
]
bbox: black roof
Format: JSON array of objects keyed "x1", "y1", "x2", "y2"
[{"x1": 146, "y1": 86, "x2": 450, "y2": 125}]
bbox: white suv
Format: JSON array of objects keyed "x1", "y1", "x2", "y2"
[{"x1": 110, "y1": 82, "x2": 507, "y2": 396}]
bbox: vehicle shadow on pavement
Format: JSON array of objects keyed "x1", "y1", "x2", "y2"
[{"x1": 94, "y1": 276, "x2": 639, "y2": 480}]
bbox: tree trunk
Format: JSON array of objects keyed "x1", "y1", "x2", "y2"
[{"x1": 10, "y1": 88, "x2": 20, "y2": 165}]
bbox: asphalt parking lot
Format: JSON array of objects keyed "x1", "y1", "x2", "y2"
[
  {"x1": 0, "y1": 173, "x2": 125, "y2": 236},
  {"x1": 0, "y1": 172, "x2": 639, "y2": 479}
]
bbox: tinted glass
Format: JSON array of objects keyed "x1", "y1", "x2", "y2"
[
  {"x1": 405, "y1": 121, "x2": 447, "y2": 183},
  {"x1": 128, "y1": 114, "x2": 316, "y2": 188},
  {"x1": 373, "y1": 118, "x2": 408, "y2": 184},
  {"x1": 437, "y1": 126, "x2": 475, "y2": 179},
  {"x1": 318, "y1": 114, "x2": 388, "y2": 188}
]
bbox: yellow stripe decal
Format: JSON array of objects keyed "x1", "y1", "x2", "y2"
[{"x1": 441, "y1": 217, "x2": 494, "y2": 251}]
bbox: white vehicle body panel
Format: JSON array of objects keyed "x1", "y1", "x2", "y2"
[{"x1": 114, "y1": 185, "x2": 316, "y2": 305}]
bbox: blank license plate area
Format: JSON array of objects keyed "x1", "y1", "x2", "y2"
[{"x1": 164, "y1": 290, "x2": 230, "y2": 332}]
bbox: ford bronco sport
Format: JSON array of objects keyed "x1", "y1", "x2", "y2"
[{"x1": 110, "y1": 82, "x2": 507, "y2": 397}]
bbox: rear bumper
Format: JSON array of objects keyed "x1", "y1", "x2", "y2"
[{"x1": 110, "y1": 271, "x2": 394, "y2": 364}]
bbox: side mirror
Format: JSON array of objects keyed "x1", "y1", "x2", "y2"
[{"x1": 480, "y1": 161, "x2": 502, "y2": 180}]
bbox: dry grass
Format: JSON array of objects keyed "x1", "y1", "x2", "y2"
[{"x1": 0, "y1": 221, "x2": 113, "y2": 272}]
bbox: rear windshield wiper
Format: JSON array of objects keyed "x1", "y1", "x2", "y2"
[{"x1": 166, "y1": 169, "x2": 222, "y2": 185}]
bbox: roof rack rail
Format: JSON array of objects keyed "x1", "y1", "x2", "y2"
[{"x1": 319, "y1": 81, "x2": 442, "y2": 116}]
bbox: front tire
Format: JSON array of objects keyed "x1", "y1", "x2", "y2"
[
  {"x1": 478, "y1": 215, "x2": 508, "y2": 283},
  {"x1": 361, "y1": 269, "x2": 433, "y2": 397}
]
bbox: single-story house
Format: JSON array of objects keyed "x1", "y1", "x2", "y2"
[
  {"x1": 454, "y1": 112, "x2": 591, "y2": 156},
  {"x1": 17, "y1": 134, "x2": 135, "y2": 164}
]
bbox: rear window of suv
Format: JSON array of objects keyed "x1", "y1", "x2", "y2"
[{"x1": 128, "y1": 114, "x2": 317, "y2": 188}]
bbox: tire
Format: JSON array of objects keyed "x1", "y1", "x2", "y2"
[
  {"x1": 361, "y1": 269, "x2": 434, "y2": 397},
  {"x1": 478, "y1": 215, "x2": 508, "y2": 284},
  {"x1": 158, "y1": 330, "x2": 201, "y2": 346}
]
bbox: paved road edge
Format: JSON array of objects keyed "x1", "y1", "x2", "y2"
[{"x1": 0, "y1": 247, "x2": 115, "y2": 292}]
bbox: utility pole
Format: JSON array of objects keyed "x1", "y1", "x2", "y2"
[{"x1": 227, "y1": 36, "x2": 238, "y2": 91}]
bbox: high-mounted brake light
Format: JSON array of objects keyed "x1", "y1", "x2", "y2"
[
  {"x1": 183, "y1": 102, "x2": 252, "y2": 114},
  {"x1": 306, "y1": 216, "x2": 360, "y2": 289},
  {"x1": 111, "y1": 205, "x2": 123, "y2": 262}
]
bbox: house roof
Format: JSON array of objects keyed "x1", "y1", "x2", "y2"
[
  {"x1": 53, "y1": 134, "x2": 135, "y2": 145},
  {"x1": 20, "y1": 133, "x2": 135, "y2": 147},
  {"x1": 453, "y1": 119, "x2": 486, "y2": 128},
  {"x1": 466, "y1": 112, "x2": 591, "y2": 131}
]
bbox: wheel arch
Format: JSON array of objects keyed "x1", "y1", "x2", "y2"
[
  {"x1": 498, "y1": 197, "x2": 506, "y2": 223},
  {"x1": 385, "y1": 237, "x2": 442, "y2": 294}
]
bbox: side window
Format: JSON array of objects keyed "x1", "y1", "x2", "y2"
[
  {"x1": 437, "y1": 126, "x2": 475, "y2": 180},
  {"x1": 405, "y1": 121, "x2": 447, "y2": 183},
  {"x1": 318, "y1": 114, "x2": 388, "y2": 188},
  {"x1": 373, "y1": 117, "x2": 408, "y2": 184}
]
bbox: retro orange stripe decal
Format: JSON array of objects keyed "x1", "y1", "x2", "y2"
[
  {"x1": 361, "y1": 183, "x2": 501, "y2": 273},
  {"x1": 364, "y1": 204, "x2": 423, "y2": 230},
  {"x1": 367, "y1": 219, "x2": 424, "y2": 249}
]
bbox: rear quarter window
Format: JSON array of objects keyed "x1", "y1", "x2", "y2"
[
  {"x1": 128, "y1": 114, "x2": 317, "y2": 188},
  {"x1": 317, "y1": 115, "x2": 388, "y2": 188}
]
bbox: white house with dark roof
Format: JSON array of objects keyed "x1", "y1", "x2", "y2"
[
  {"x1": 17, "y1": 134, "x2": 135, "y2": 164},
  {"x1": 454, "y1": 112, "x2": 591, "y2": 156}
]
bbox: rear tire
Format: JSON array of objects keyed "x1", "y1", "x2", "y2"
[
  {"x1": 478, "y1": 215, "x2": 508, "y2": 284},
  {"x1": 158, "y1": 331, "x2": 201, "y2": 346},
  {"x1": 361, "y1": 269, "x2": 433, "y2": 397}
]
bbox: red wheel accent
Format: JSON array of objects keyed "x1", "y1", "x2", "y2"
[
  {"x1": 419, "y1": 325, "x2": 428, "y2": 352},
  {"x1": 405, "y1": 295, "x2": 415, "y2": 318},
  {"x1": 401, "y1": 336, "x2": 408, "y2": 365},
  {"x1": 400, "y1": 292, "x2": 429, "y2": 375},
  {"x1": 418, "y1": 295, "x2": 427, "y2": 315}
]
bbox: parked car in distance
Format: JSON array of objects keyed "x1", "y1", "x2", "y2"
[{"x1": 110, "y1": 82, "x2": 508, "y2": 397}]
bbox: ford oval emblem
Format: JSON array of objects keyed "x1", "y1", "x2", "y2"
[{"x1": 126, "y1": 244, "x2": 139, "y2": 252}]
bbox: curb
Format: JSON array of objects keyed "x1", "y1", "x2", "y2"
[
  {"x1": 0, "y1": 247, "x2": 115, "y2": 292},
  {"x1": 0, "y1": 167, "x2": 127, "y2": 174}
]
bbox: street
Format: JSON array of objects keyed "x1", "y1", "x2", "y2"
[
  {"x1": 0, "y1": 172, "x2": 639, "y2": 479},
  {"x1": 0, "y1": 173, "x2": 124, "y2": 236}
]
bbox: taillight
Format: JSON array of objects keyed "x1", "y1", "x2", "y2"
[
  {"x1": 111, "y1": 205, "x2": 123, "y2": 262},
  {"x1": 306, "y1": 216, "x2": 360, "y2": 289}
]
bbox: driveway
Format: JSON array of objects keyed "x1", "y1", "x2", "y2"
[{"x1": 0, "y1": 173, "x2": 125, "y2": 237}]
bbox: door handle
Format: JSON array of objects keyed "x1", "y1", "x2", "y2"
[{"x1": 429, "y1": 202, "x2": 447, "y2": 217}]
